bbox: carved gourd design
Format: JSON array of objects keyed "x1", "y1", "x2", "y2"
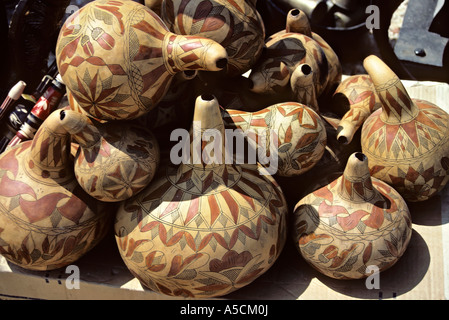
[
  {"x1": 60, "y1": 110, "x2": 160, "y2": 202},
  {"x1": 161, "y1": 0, "x2": 265, "y2": 77},
  {"x1": 361, "y1": 55, "x2": 449, "y2": 202},
  {"x1": 333, "y1": 74, "x2": 381, "y2": 144},
  {"x1": 114, "y1": 95, "x2": 288, "y2": 298},
  {"x1": 222, "y1": 101, "x2": 327, "y2": 177},
  {"x1": 293, "y1": 152, "x2": 412, "y2": 279},
  {"x1": 56, "y1": 0, "x2": 228, "y2": 121},
  {"x1": 248, "y1": 8, "x2": 341, "y2": 111},
  {"x1": 0, "y1": 110, "x2": 112, "y2": 271}
]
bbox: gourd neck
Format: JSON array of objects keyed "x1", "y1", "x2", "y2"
[
  {"x1": 337, "y1": 152, "x2": 378, "y2": 203},
  {"x1": 285, "y1": 9, "x2": 312, "y2": 36},
  {"x1": 28, "y1": 110, "x2": 72, "y2": 179},
  {"x1": 364, "y1": 55, "x2": 419, "y2": 124},
  {"x1": 184, "y1": 94, "x2": 227, "y2": 171},
  {"x1": 59, "y1": 109, "x2": 102, "y2": 149},
  {"x1": 291, "y1": 63, "x2": 319, "y2": 112},
  {"x1": 174, "y1": 95, "x2": 240, "y2": 191},
  {"x1": 162, "y1": 33, "x2": 228, "y2": 75}
]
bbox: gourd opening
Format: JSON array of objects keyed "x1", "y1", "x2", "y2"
[
  {"x1": 201, "y1": 94, "x2": 215, "y2": 101},
  {"x1": 301, "y1": 64, "x2": 312, "y2": 75},
  {"x1": 216, "y1": 58, "x2": 228, "y2": 69},
  {"x1": 183, "y1": 70, "x2": 196, "y2": 77},
  {"x1": 291, "y1": 9, "x2": 300, "y2": 16},
  {"x1": 355, "y1": 152, "x2": 366, "y2": 162},
  {"x1": 337, "y1": 135, "x2": 348, "y2": 145}
]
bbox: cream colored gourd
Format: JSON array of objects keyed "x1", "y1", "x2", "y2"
[
  {"x1": 114, "y1": 95, "x2": 288, "y2": 298},
  {"x1": 56, "y1": 0, "x2": 228, "y2": 121},
  {"x1": 60, "y1": 110, "x2": 160, "y2": 202},
  {"x1": 293, "y1": 152, "x2": 412, "y2": 279},
  {"x1": 0, "y1": 110, "x2": 112, "y2": 270},
  {"x1": 361, "y1": 55, "x2": 449, "y2": 202}
]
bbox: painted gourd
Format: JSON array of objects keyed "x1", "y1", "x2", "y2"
[
  {"x1": 222, "y1": 101, "x2": 327, "y2": 177},
  {"x1": 56, "y1": 0, "x2": 228, "y2": 121},
  {"x1": 0, "y1": 109, "x2": 112, "y2": 271},
  {"x1": 333, "y1": 74, "x2": 381, "y2": 144},
  {"x1": 280, "y1": 8, "x2": 341, "y2": 98},
  {"x1": 274, "y1": 112, "x2": 362, "y2": 209},
  {"x1": 249, "y1": 8, "x2": 341, "y2": 111},
  {"x1": 160, "y1": 0, "x2": 265, "y2": 77},
  {"x1": 361, "y1": 55, "x2": 449, "y2": 202},
  {"x1": 135, "y1": 71, "x2": 197, "y2": 141},
  {"x1": 293, "y1": 152, "x2": 412, "y2": 279},
  {"x1": 60, "y1": 110, "x2": 160, "y2": 202},
  {"x1": 114, "y1": 94, "x2": 288, "y2": 298}
]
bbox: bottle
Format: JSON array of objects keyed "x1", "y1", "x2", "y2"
[{"x1": 7, "y1": 74, "x2": 66, "y2": 149}]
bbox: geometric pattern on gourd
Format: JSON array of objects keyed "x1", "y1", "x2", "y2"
[
  {"x1": 263, "y1": 33, "x2": 327, "y2": 96},
  {"x1": 281, "y1": 33, "x2": 328, "y2": 95},
  {"x1": 58, "y1": 0, "x2": 190, "y2": 120},
  {"x1": 162, "y1": 0, "x2": 264, "y2": 76},
  {"x1": 268, "y1": 25, "x2": 340, "y2": 96},
  {"x1": 362, "y1": 101, "x2": 449, "y2": 161},
  {"x1": 0, "y1": 144, "x2": 110, "y2": 270},
  {"x1": 29, "y1": 127, "x2": 70, "y2": 179},
  {"x1": 300, "y1": 36, "x2": 328, "y2": 95},
  {"x1": 125, "y1": 6, "x2": 171, "y2": 115},
  {"x1": 293, "y1": 74, "x2": 315, "y2": 106},
  {"x1": 224, "y1": 102, "x2": 326, "y2": 176},
  {"x1": 75, "y1": 153, "x2": 153, "y2": 201},
  {"x1": 115, "y1": 163, "x2": 287, "y2": 297},
  {"x1": 74, "y1": 125, "x2": 157, "y2": 201},
  {"x1": 137, "y1": 164, "x2": 282, "y2": 238},
  {"x1": 251, "y1": 35, "x2": 306, "y2": 93},
  {"x1": 300, "y1": 178, "x2": 407, "y2": 238},
  {"x1": 362, "y1": 97, "x2": 449, "y2": 202},
  {"x1": 337, "y1": 75, "x2": 380, "y2": 122},
  {"x1": 0, "y1": 145, "x2": 80, "y2": 229},
  {"x1": 57, "y1": 1, "x2": 138, "y2": 119},
  {"x1": 368, "y1": 163, "x2": 449, "y2": 203},
  {"x1": 294, "y1": 178, "x2": 412, "y2": 279},
  {"x1": 374, "y1": 78, "x2": 415, "y2": 121}
]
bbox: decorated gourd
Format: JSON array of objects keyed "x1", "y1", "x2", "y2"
[
  {"x1": 56, "y1": 0, "x2": 228, "y2": 121},
  {"x1": 160, "y1": 0, "x2": 265, "y2": 77},
  {"x1": 222, "y1": 101, "x2": 327, "y2": 177},
  {"x1": 333, "y1": 74, "x2": 381, "y2": 144},
  {"x1": 60, "y1": 110, "x2": 160, "y2": 202},
  {"x1": 249, "y1": 8, "x2": 341, "y2": 111},
  {"x1": 114, "y1": 94, "x2": 288, "y2": 297},
  {"x1": 293, "y1": 152, "x2": 412, "y2": 279},
  {"x1": 0, "y1": 109, "x2": 112, "y2": 271},
  {"x1": 361, "y1": 55, "x2": 449, "y2": 202}
]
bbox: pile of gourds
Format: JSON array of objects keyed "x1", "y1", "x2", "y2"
[{"x1": 1, "y1": 0, "x2": 448, "y2": 299}]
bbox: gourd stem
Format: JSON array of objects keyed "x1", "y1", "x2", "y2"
[
  {"x1": 59, "y1": 109, "x2": 102, "y2": 149},
  {"x1": 177, "y1": 95, "x2": 227, "y2": 174},
  {"x1": 28, "y1": 110, "x2": 72, "y2": 177},
  {"x1": 363, "y1": 55, "x2": 419, "y2": 124},
  {"x1": 286, "y1": 9, "x2": 312, "y2": 36},
  {"x1": 337, "y1": 152, "x2": 378, "y2": 203}
]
